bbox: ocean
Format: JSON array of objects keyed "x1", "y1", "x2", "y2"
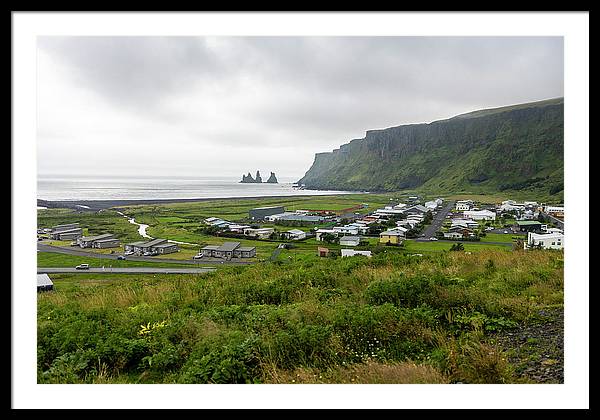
[{"x1": 37, "y1": 175, "x2": 359, "y2": 201}]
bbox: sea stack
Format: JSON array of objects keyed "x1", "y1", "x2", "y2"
[
  {"x1": 255, "y1": 171, "x2": 262, "y2": 183},
  {"x1": 240, "y1": 172, "x2": 256, "y2": 183},
  {"x1": 266, "y1": 172, "x2": 278, "y2": 183}
]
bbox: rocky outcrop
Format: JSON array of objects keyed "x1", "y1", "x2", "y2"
[
  {"x1": 239, "y1": 171, "x2": 278, "y2": 183},
  {"x1": 240, "y1": 172, "x2": 256, "y2": 183},
  {"x1": 266, "y1": 172, "x2": 278, "y2": 183}
]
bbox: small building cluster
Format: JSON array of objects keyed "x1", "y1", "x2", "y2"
[
  {"x1": 45, "y1": 223, "x2": 121, "y2": 249},
  {"x1": 48, "y1": 223, "x2": 83, "y2": 240},
  {"x1": 199, "y1": 241, "x2": 256, "y2": 259},
  {"x1": 124, "y1": 238, "x2": 179, "y2": 256},
  {"x1": 77, "y1": 233, "x2": 120, "y2": 249}
]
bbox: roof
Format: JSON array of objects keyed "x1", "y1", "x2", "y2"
[
  {"x1": 55, "y1": 227, "x2": 82, "y2": 234},
  {"x1": 127, "y1": 241, "x2": 147, "y2": 246},
  {"x1": 237, "y1": 246, "x2": 256, "y2": 252},
  {"x1": 381, "y1": 230, "x2": 405, "y2": 236},
  {"x1": 37, "y1": 274, "x2": 53, "y2": 287},
  {"x1": 516, "y1": 220, "x2": 542, "y2": 226},
  {"x1": 201, "y1": 245, "x2": 220, "y2": 250},
  {"x1": 94, "y1": 238, "x2": 120, "y2": 243},
  {"x1": 287, "y1": 229, "x2": 305, "y2": 235},
  {"x1": 142, "y1": 238, "x2": 168, "y2": 247},
  {"x1": 153, "y1": 242, "x2": 178, "y2": 248},
  {"x1": 52, "y1": 223, "x2": 80, "y2": 229},
  {"x1": 217, "y1": 242, "x2": 241, "y2": 252},
  {"x1": 80, "y1": 233, "x2": 115, "y2": 242},
  {"x1": 340, "y1": 236, "x2": 360, "y2": 241},
  {"x1": 251, "y1": 206, "x2": 285, "y2": 210}
]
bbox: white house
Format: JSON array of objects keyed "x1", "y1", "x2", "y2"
[
  {"x1": 424, "y1": 200, "x2": 438, "y2": 210},
  {"x1": 333, "y1": 226, "x2": 359, "y2": 236},
  {"x1": 526, "y1": 232, "x2": 564, "y2": 250},
  {"x1": 341, "y1": 249, "x2": 372, "y2": 258},
  {"x1": 463, "y1": 210, "x2": 496, "y2": 221},
  {"x1": 284, "y1": 229, "x2": 306, "y2": 240},
  {"x1": 443, "y1": 232, "x2": 464, "y2": 240},
  {"x1": 315, "y1": 229, "x2": 337, "y2": 241},
  {"x1": 455, "y1": 200, "x2": 474, "y2": 211},
  {"x1": 451, "y1": 219, "x2": 479, "y2": 229},
  {"x1": 243, "y1": 227, "x2": 274, "y2": 239},
  {"x1": 374, "y1": 208, "x2": 405, "y2": 216},
  {"x1": 228, "y1": 224, "x2": 251, "y2": 233},
  {"x1": 339, "y1": 236, "x2": 361, "y2": 246}
]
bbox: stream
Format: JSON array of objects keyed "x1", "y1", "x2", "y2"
[{"x1": 116, "y1": 211, "x2": 199, "y2": 246}]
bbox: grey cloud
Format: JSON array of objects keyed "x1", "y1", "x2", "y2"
[{"x1": 37, "y1": 36, "x2": 563, "y2": 178}]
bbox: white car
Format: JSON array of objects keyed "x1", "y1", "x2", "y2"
[
  {"x1": 429, "y1": 237, "x2": 438, "y2": 241},
  {"x1": 192, "y1": 254, "x2": 203, "y2": 259},
  {"x1": 75, "y1": 263, "x2": 89, "y2": 270},
  {"x1": 503, "y1": 230, "x2": 509, "y2": 234}
]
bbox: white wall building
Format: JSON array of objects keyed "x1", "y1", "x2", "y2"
[
  {"x1": 341, "y1": 249, "x2": 372, "y2": 258},
  {"x1": 315, "y1": 229, "x2": 336, "y2": 241},
  {"x1": 526, "y1": 232, "x2": 564, "y2": 250},
  {"x1": 455, "y1": 200, "x2": 474, "y2": 211},
  {"x1": 463, "y1": 210, "x2": 496, "y2": 221}
]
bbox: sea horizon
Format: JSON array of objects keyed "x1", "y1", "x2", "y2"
[{"x1": 37, "y1": 173, "x2": 361, "y2": 202}]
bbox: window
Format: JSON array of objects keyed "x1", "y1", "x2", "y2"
[{"x1": 551, "y1": 242, "x2": 556, "y2": 245}]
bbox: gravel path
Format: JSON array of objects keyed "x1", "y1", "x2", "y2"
[{"x1": 489, "y1": 308, "x2": 564, "y2": 383}]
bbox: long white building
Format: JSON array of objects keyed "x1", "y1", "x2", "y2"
[
  {"x1": 526, "y1": 232, "x2": 564, "y2": 250},
  {"x1": 463, "y1": 209, "x2": 496, "y2": 221}
]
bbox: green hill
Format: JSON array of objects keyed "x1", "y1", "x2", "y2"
[{"x1": 298, "y1": 98, "x2": 563, "y2": 200}]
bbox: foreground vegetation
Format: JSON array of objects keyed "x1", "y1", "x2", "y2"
[{"x1": 38, "y1": 249, "x2": 563, "y2": 384}]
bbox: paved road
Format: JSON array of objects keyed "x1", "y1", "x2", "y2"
[
  {"x1": 38, "y1": 267, "x2": 216, "y2": 274},
  {"x1": 416, "y1": 200, "x2": 455, "y2": 241},
  {"x1": 541, "y1": 212, "x2": 564, "y2": 229},
  {"x1": 37, "y1": 243, "x2": 254, "y2": 266}
]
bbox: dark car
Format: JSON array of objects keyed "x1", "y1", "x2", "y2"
[{"x1": 117, "y1": 256, "x2": 126, "y2": 260}]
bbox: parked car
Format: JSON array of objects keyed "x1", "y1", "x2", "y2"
[
  {"x1": 192, "y1": 254, "x2": 203, "y2": 259},
  {"x1": 117, "y1": 256, "x2": 126, "y2": 260},
  {"x1": 429, "y1": 237, "x2": 438, "y2": 241},
  {"x1": 503, "y1": 230, "x2": 508, "y2": 234},
  {"x1": 124, "y1": 251, "x2": 134, "y2": 256},
  {"x1": 75, "y1": 264, "x2": 89, "y2": 270}
]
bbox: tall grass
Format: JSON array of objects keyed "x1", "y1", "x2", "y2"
[{"x1": 38, "y1": 249, "x2": 563, "y2": 384}]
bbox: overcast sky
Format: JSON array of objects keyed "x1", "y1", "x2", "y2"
[{"x1": 37, "y1": 36, "x2": 563, "y2": 180}]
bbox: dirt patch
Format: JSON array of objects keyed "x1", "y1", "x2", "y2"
[{"x1": 489, "y1": 308, "x2": 563, "y2": 383}]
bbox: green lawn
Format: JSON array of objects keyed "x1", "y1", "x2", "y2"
[
  {"x1": 480, "y1": 233, "x2": 525, "y2": 243},
  {"x1": 402, "y1": 240, "x2": 512, "y2": 254},
  {"x1": 37, "y1": 252, "x2": 203, "y2": 268}
]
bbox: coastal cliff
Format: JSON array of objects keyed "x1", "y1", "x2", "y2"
[{"x1": 298, "y1": 98, "x2": 564, "y2": 198}]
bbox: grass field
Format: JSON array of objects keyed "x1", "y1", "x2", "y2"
[
  {"x1": 402, "y1": 240, "x2": 512, "y2": 254},
  {"x1": 37, "y1": 252, "x2": 202, "y2": 268},
  {"x1": 38, "y1": 249, "x2": 564, "y2": 384}
]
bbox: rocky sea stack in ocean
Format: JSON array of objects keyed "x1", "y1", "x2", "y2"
[
  {"x1": 266, "y1": 172, "x2": 278, "y2": 183},
  {"x1": 239, "y1": 171, "x2": 278, "y2": 183}
]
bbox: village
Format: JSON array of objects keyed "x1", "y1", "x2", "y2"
[{"x1": 37, "y1": 195, "x2": 565, "y2": 276}]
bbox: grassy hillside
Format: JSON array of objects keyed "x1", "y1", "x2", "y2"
[
  {"x1": 298, "y1": 98, "x2": 563, "y2": 200},
  {"x1": 38, "y1": 249, "x2": 563, "y2": 384}
]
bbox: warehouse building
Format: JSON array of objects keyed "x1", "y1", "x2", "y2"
[
  {"x1": 124, "y1": 238, "x2": 178, "y2": 255},
  {"x1": 77, "y1": 233, "x2": 117, "y2": 248},
  {"x1": 200, "y1": 242, "x2": 256, "y2": 259},
  {"x1": 249, "y1": 206, "x2": 285, "y2": 220},
  {"x1": 49, "y1": 223, "x2": 83, "y2": 240}
]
